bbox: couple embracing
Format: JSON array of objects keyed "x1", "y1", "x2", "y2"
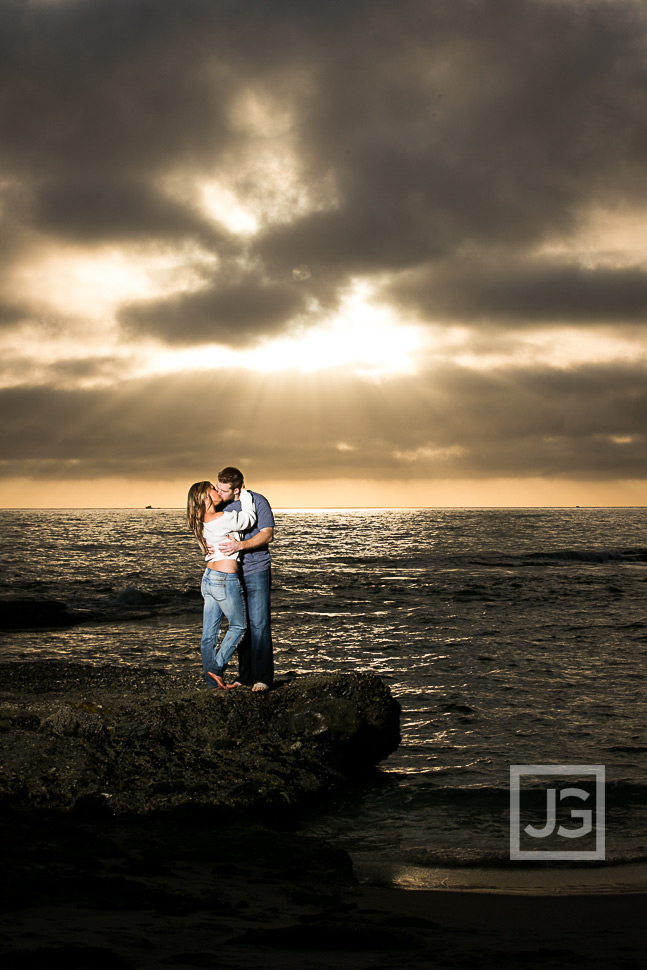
[{"x1": 187, "y1": 467, "x2": 274, "y2": 693}]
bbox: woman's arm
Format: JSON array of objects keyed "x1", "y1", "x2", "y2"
[{"x1": 223, "y1": 487, "x2": 257, "y2": 531}]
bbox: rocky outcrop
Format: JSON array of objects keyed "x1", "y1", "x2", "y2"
[
  {"x1": 0, "y1": 600, "x2": 86, "y2": 629},
  {"x1": 0, "y1": 662, "x2": 400, "y2": 816}
]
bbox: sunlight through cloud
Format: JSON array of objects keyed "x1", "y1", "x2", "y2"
[
  {"x1": 198, "y1": 181, "x2": 260, "y2": 236},
  {"x1": 142, "y1": 278, "x2": 426, "y2": 378},
  {"x1": 13, "y1": 245, "x2": 215, "y2": 320},
  {"x1": 452, "y1": 327, "x2": 647, "y2": 371}
]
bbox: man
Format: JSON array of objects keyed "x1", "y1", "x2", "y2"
[{"x1": 216, "y1": 467, "x2": 274, "y2": 692}]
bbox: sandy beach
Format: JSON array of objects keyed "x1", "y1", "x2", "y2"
[{"x1": 2, "y1": 808, "x2": 646, "y2": 970}]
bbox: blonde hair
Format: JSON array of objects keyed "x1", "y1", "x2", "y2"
[{"x1": 187, "y1": 481, "x2": 213, "y2": 555}]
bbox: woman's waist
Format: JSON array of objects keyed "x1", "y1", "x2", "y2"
[{"x1": 205, "y1": 561, "x2": 239, "y2": 574}]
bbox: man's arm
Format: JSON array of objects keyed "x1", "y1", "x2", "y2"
[{"x1": 218, "y1": 527, "x2": 273, "y2": 557}]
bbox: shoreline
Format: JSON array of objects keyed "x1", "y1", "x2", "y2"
[
  {"x1": 2, "y1": 816, "x2": 646, "y2": 970},
  {"x1": 2, "y1": 810, "x2": 646, "y2": 970},
  {"x1": 1, "y1": 660, "x2": 646, "y2": 965},
  {"x1": 353, "y1": 857, "x2": 647, "y2": 895}
]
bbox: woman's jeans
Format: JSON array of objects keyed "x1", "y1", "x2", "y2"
[{"x1": 200, "y1": 568, "x2": 247, "y2": 687}]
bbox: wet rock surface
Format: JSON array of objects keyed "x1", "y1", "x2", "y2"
[
  {"x1": 0, "y1": 661, "x2": 422, "y2": 970},
  {"x1": 0, "y1": 661, "x2": 401, "y2": 816},
  {"x1": 1, "y1": 662, "x2": 644, "y2": 969}
]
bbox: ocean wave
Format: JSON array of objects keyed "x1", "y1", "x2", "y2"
[
  {"x1": 101, "y1": 585, "x2": 202, "y2": 619},
  {"x1": 388, "y1": 778, "x2": 647, "y2": 810},
  {"x1": 607, "y1": 780, "x2": 647, "y2": 803},
  {"x1": 363, "y1": 545, "x2": 647, "y2": 569},
  {"x1": 107, "y1": 586, "x2": 164, "y2": 608},
  {"x1": 0, "y1": 586, "x2": 202, "y2": 630},
  {"x1": 392, "y1": 847, "x2": 647, "y2": 871},
  {"x1": 519, "y1": 547, "x2": 647, "y2": 565},
  {"x1": 3, "y1": 507, "x2": 646, "y2": 872}
]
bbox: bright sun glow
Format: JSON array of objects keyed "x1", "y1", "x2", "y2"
[
  {"x1": 142, "y1": 279, "x2": 426, "y2": 379},
  {"x1": 199, "y1": 181, "x2": 260, "y2": 236},
  {"x1": 195, "y1": 149, "x2": 337, "y2": 235}
]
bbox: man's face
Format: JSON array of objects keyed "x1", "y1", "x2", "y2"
[{"x1": 216, "y1": 480, "x2": 238, "y2": 503}]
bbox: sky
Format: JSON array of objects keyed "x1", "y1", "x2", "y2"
[{"x1": 1, "y1": 0, "x2": 646, "y2": 508}]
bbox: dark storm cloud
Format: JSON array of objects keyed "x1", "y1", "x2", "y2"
[
  {"x1": 34, "y1": 175, "x2": 223, "y2": 245},
  {"x1": 2, "y1": 0, "x2": 647, "y2": 492},
  {"x1": 409, "y1": 363, "x2": 647, "y2": 478},
  {"x1": 0, "y1": 0, "x2": 242, "y2": 258},
  {"x1": 1, "y1": 361, "x2": 645, "y2": 481},
  {"x1": 120, "y1": 271, "x2": 308, "y2": 345},
  {"x1": 256, "y1": 0, "x2": 647, "y2": 282},
  {"x1": 388, "y1": 258, "x2": 647, "y2": 327},
  {"x1": 3, "y1": 1, "x2": 647, "y2": 305},
  {"x1": 0, "y1": 302, "x2": 28, "y2": 329},
  {"x1": 0, "y1": 0, "x2": 233, "y2": 177}
]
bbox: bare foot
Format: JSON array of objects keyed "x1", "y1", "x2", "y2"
[
  {"x1": 226, "y1": 681, "x2": 242, "y2": 689},
  {"x1": 208, "y1": 672, "x2": 227, "y2": 689},
  {"x1": 252, "y1": 682, "x2": 269, "y2": 692}
]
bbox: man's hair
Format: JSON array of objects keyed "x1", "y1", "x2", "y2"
[{"x1": 217, "y1": 466, "x2": 244, "y2": 489}]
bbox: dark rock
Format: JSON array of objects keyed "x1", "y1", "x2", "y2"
[
  {"x1": 1, "y1": 945, "x2": 131, "y2": 969},
  {"x1": 0, "y1": 810, "x2": 357, "y2": 918},
  {"x1": 70, "y1": 792, "x2": 115, "y2": 819},
  {"x1": 0, "y1": 600, "x2": 86, "y2": 629},
  {"x1": 0, "y1": 662, "x2": 400, "y2": 817},
  {"x1": 40, "y1": 704, "x2": 107, "y2": 738}
]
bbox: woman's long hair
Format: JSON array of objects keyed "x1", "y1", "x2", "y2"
[{"x1": 187, "y1": 481, "x2": 213, "y2": 555}]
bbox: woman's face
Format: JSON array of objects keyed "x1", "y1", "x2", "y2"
[{"x1": 206, "y1": 485, "x2": 221, "y2": 510}]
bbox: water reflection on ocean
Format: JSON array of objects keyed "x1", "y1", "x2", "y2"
[{"x1": 1, "y1": 506, "x2": 646, "y2": 885}]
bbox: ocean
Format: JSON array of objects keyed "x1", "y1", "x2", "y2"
[{"x1": 1, "y1": 506, "x2": 646, "y2": 893}]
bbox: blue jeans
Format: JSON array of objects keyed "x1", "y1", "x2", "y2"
[
  {"x1": 238, "y1": 568, "x2": 274, "y2": 687},
  {"x1": 200, "y1": 569, "x2": 247, "y2": 687}
]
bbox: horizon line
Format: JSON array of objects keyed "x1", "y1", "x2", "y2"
[{"x1": 1, "y1": 505, "x2": 646, "y2": 512}]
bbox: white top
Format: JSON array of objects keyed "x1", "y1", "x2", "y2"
[{"x1": 203, "y1": 488, "x2": 257, "y2": 562}]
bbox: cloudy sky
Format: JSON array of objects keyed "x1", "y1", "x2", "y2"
[{"x1": 1, "y1": 0, "x2": 646, "y2": 508}]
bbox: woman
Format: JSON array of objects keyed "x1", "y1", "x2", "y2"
[{"x1": 187, "y1": 481, "x2": 257, "y2": 689}]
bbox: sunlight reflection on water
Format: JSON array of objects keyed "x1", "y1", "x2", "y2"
[{"x1": 2, "y1": 507, "x2": 647, "y2": 876}]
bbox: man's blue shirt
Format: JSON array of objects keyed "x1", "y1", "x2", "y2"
[{"x1": 223, "y1": 491, "x2": 274, "y2": 576}]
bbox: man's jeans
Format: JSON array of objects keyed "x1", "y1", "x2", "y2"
[
  {"x1": 238, "y1": 568, "x2": 274, "y2": 686},
  {"x1": 200, "y1": 569, "x2": 247, "y2": 687}
]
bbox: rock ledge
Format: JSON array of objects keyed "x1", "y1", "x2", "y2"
[{"x1": 0, "y1": 662, "x2": 401, "y2": 816}]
